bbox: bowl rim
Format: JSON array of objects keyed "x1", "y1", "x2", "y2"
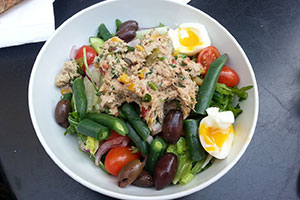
[{"x1": 28, "y1": 0, "x2": 259, "y2": 199}]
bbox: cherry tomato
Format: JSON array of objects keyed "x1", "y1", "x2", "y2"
[
  {"x1": 106, "y1": 130, "x2": 121, "y2": 141},
  {"x1": 197, "y1": 46, "x2": 220, "y2": 68},
  {"x1": 217, "y1": 65, "x2": 240, "y2": 87},
  {"x1": 205, "y1": 65, "x2": 240, "y2": 87},
  {"x1": 105, "y1": 146, "x2": 139, "y2": 176},
  {"x1": 75, "y1": 45, "x2": 97, "y2": 72}
]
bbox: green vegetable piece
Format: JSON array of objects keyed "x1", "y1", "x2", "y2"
[
  {"x1": 191, "y1": 159, "x2": 206, "y2": 175},
  {"x1": 98, "y1": 161, "x2": 110, "y2": 174},
  {"x1": 83, "y1": 47, "x2": 98, "y2": 92},
  {"x1": 61, "y1": 92, "x2": 72, "y2": 102},
  {"x1": 211, "y1": 83, "x2": 253, "y2": 118},
  {"x1": 115, "y1": 19, "x2": 122, "y2": 32},
  {"x1": 159, "y1": 56, "x2": 166, "y2": 61},
  {"x1": 126, "y1": 123, "x2": 149, "y2": 156},
  {"x1": 172, "y1": 152, "x2": 190, "y2": 184},
  {"x1": 194, "y1": 54, "x2": 228, "y2": 114},
  {"x1": 97, "y1": 23, "x2": 113, "y2": 41},
  {"x1": 142, "y1": 93, "x2": 152, "y2": 102},
  {"x1": 76, "y1": 119, "x2": 110, "y2": 141},
  {"x1": 146, "y1": 48, "x2": 160, "y2": 66},
  {"x1": 158, "y1": 23, "x2": 165, "y2": 27},
  {"x1": 117, "y1": 109, "x2": 127, "y2": 119},
  {"x1": 148, "y1": 81, "x2": 158, "y2": 91},
  {"x1": 176, "y1": 137, "x2": 186, "y2": 155},
  {"x1": 89, "y1": 154, "x2": 110, "y2": 174},
  {"x1": 85, "y1": 113, "x2": 128, "y2": 136},
  {"x1": 180, "y1": 172, "x2": 194, "y2": 185},
  {"x1": 127, "y1": 46, "x2": 135, "y2": 52},
  {"x1": 72, "y1": 78, "x2": 87, "y2": 120},
  {"x1": 146, "y1": 137, "x2": 167, "y2": 175},
  {"x1": 89, "y1": 37, "x2": 104, "y2": 54},
  {"x1": 184, "y1": 119, "x2": 207, "y2": 161},
  {"x1": 121, "y1": 103, "x2": 150, "y2": 141}
]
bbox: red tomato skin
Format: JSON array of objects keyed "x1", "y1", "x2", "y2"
[
  {"x1": 75, "y1": 45, "x2": 97, "y2": 72},
  {"x1": 217, "y1": 66, "x2": 240, "y2": 87},
  {"x1": 205, "y1": 65, "x2": 240, "y2": 87},
  {"x1": 106, "y1": 130, "x2": 121, "y2": 141},
  {"x1": 197, "y1": 46, "x2": 220, "y2": 67},
  {"x1": 104, "y1": 146, "x2": 139, "y2": 176}
]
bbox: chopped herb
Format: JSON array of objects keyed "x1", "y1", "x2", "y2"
[
  {"x1": 111, "y1": 85, "x2": 115, "y2": 90},
  {"x1": 159, "y1": 98, "x2": 164, "y2": 103},
  {"x1": 96, "y1": 91, "x2": 103, "y2": 96},
  {"x1": 180, "y1": 61, "x2": 187, "y2": 66},
  {"x1": 76, "y1": 64, "x2": 84, "y2": 76},
  {"x1": 130, "y1": 146, "x2": 140, "y2": 154},
  {"x1": 159, "y1": 23, "x2": 165, "y2": 27},
  {"x1": 179, "y1": 53, "x2": 188, "y2": 59},
  {"x1": 142, "y1": 93, "x2": 152, "y2": 102},
  {"x1": 115, "y1": 55, "x2": 120, "y2": 63},
  {"x1": 159, "y1": 82, "x2": 163, "y2": 88},
  {"x1": 148, "y1": 81, "x2": 158, "y2": 91},
  {"x1": 111, "y1": 68, "x2": 120, "y2": 79},
  {"x1": 115, "y1": 19, "x2": 122, "y2": 32},
  {"x1": 192, "y1": 54, "x2": 198, "y2": 62},
  {"x1": 169, "y1": 64, "x2": 177, "y2": 68},
  {"x1": 149, "y1": 40, "x2": 154, "y2": 43},
  {"x1": 177, "y1": 82, "x2": 185, "y2": 87},
  {"x1": 145, "y1": 68, "x2": 153, "y2": 78},
  {"x1": 180, "y1": 76, "x2": 186, "y2": 80},
  {"x1": 121, "y1": 67, "x2": 127, "y2": 72},
  {"x1": 105, "y1": 107, "x2": 110, "y2": 114},
  {"x1": 159, "y1": 56, "x2": 166, "y2": 61},
  {"x1": 64, "y1": 125, "x2": 76, "y2": 135},
  {"x1": 127, "y1": 46, "x2": 135, "y2": 51}
]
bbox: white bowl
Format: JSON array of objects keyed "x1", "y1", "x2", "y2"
[{"x1": 28, "y1": 0, "x2": 259, "y2": 199}]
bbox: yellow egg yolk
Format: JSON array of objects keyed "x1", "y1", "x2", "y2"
[
  {"x1": 199, "y1": 123, "x2": 234, "y2": 152},
  {"x1": 178, "y1": 27, "x2": 202, "y2": 49}
]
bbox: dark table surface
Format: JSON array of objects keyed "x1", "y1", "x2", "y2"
[{"x1": 1, "y1": 0, "x2": 300, "y2": 199}]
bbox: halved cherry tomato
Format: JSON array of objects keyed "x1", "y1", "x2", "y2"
[
  {"x1": 75, "y1": 45, "x2": 97, "y2": 72},
  {"x1": 105, "y1": 146, "x2": 139, "y2": 176},
  {"x1": 197, "y1": 46, "x2": 220, "y2": 68},
  {"x1": 205, "y1": 65, "x2": 240, "y2": 87},
  {"x1": 106, "y1": 130, "x2": 121, "y2": 141}
]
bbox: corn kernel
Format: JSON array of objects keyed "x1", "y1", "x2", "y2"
[
  {"x1": 172, "y1": 51, "x2": 179, "y2": 57},
  {"x1": 128, "y1": 83, "x2": 135, "y2": 92},
  {"x1": 136, "y1": 45, "x2": 145, "y2": 52},
  {"x1": 120, "y1": 73, "x2": 130, "y2": 84},
  {"x1": 111, "y1": 37, "x2": 120, "y2": 42},
  {"x1": 61, "y1": 88, "x2": 72, "y2": 95},
  {"x1": 148, "y1": 118, "x2": 153, "y2": 124},
  {"x1": 192, "y1": 76, "x2": 203, "y2": 86},
  {"x1": 138, "y1": 68, "x2": 146, "y2": 79}
]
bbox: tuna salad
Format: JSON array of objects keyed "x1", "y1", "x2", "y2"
[{"x1": 54, "y1": 19, "x2": 253, "y2": 190}]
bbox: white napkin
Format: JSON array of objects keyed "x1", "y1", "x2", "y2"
[{"x1": 0, "y1": 0, "x2": 55, "y2": 48}]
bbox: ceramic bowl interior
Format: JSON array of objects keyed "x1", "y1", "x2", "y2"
[{"x1": 29, "y1": 0, "x2": 259, "y2": 199}]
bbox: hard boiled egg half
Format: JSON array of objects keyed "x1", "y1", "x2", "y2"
[
  {"x1": 199, "y1": 107, "x2": 235, "y2": 159},
  {"x1": 168, "y1": 23, "x2": 211, "y2": 56}
]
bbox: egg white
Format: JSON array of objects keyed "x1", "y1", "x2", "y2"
[{"x1": 199, "y1": 107, "x2": 235, "y2": 159}]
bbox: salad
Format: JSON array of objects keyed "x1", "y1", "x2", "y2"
[{"x1": 54, "y1": 19, "x2": 252, "y2": 190}]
